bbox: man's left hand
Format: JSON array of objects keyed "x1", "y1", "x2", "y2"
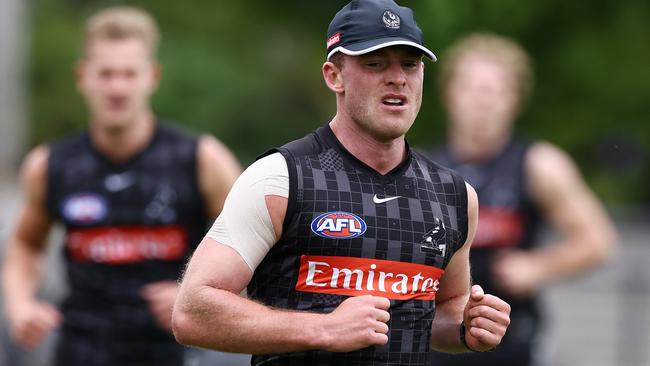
[{"x1": 462, "y1": 284, "x2": 511, "y2": 352}]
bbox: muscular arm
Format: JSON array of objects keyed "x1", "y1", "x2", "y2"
[
  {"x1": 173, "y1": 200, "x2": 389, "y2": 354},
  {"x1": 173, "y1": 159, "x2": 390, "y2": 354},
  {"x1": 431, "y1": 183, "x2": 510, "y2": 353},
  {"x1": 492, "y1": 142, "x2": 617, "y2": 297},
  {"x1": 1, "y1": 146, "x2": 62, "y2": 348},
  {"x1": 173, "y1": 235, "x2": 333, "y2": 354},
  {"x1": 429, "y1": 183, "x2": 476, "y2": 352}
]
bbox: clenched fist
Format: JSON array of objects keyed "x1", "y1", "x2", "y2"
[
  {"x1": 321, "y1": 295, "x2": 391, "y2": 352},
  {"x1": 7, "y1": 299, "x2": 62, "y2": 349},
  {"x1": 462, "y1": 285, "x2": 511, "y2": 352}
]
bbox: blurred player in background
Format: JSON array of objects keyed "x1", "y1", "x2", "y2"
[
  {"x1": 428, "y1": 32, "x2": 617, "y2": 366},
  {"x1": 1, "y1": 6, "x2": 241, "y2": 366}
]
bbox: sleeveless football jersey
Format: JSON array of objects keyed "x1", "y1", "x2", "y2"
[
  {"x1": 46, "y1": 122, "x2": 207, "y2": 366},
  {"x1": 249, "y1": 125, "x2": 469, "y2": 366},
  {"x1": 428, "y1": 140, "x2": 543, "y2": 366}
]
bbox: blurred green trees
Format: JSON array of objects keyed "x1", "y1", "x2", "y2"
[{"x1": 29, "y1": 0, "x2": 649, "y2": 206}]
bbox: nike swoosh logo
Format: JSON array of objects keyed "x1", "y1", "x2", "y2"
[
  {"x1": 105, "y1": 172, "x2": 135, "y2": 192},
  {"x1": 373, "y1": 194, "x2": 401, "y2": 204}
]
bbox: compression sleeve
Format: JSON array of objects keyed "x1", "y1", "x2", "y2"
[{"x1": 205, "y1": 152, "x2": 289, "y2": 272}]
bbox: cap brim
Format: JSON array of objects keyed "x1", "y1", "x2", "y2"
[{"x1": 327, "y1": 37, "x2": 436, "y2": 62}]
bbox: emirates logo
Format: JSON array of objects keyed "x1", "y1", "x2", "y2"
[
  {"x1": 382, "y1": 10, "x2": 401, "y2": 29},
  {"x1": 296, "y1": 255, "x2": 444, "y2": 300}
]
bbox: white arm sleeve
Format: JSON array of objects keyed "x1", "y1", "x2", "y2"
[{"x1": 205, "y1": 152, "x2": 289, "y2": 272}]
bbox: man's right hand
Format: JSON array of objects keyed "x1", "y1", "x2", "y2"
[
  {"x1": 321, "y1": 295, "x2": 391, "y2": 352},
  {"x1": 7, "y1": 299, "x2": 62, "y2": 349}
]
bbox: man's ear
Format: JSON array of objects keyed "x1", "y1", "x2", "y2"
[{"x1": 322, "y1": 61, "x2": 344, "y2": 94}]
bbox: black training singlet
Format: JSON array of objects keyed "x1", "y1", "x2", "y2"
[
  {"x1": 46, "y1": 122, "x2": 208, "y2": 366},
  {"x1": 248, "y1": 125, "x2": 469, "y2": 366},
  {"x1": 429, "y1": 140, "x2": 543, "y2": 366}
]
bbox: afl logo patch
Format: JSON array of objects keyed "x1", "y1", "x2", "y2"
[
  {"x1": 382, "y1": 10, "x2": 401, "y2": 29},
  {"x1": 62, "y1": 193, "x2": 108, "y2": 225},
  {"x1": 311, "y1": 212, "x2": 367, "y2": 239}
]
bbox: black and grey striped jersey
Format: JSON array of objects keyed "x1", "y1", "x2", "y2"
[
  {"x1": 46, "y1": 121, "x2": 207, "y2": 366},
  {"x1": 249, "y1": 125, "x2": 469, "y2": 366}
]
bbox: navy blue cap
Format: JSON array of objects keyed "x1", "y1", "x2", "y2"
[{"x1": 326, "y1": 0, "x2": 436, "y2": 61}]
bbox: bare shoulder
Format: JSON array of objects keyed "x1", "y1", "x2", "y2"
[
  {"x1": 463, "y1": 182, "x2": 478, "y2": 250},
  {"x1": 526, "y1": 141, "x2": 580, "y2": 183},
  {"x1": 465, "y1": 182, "x2": 478, "y2": 212},
  {"x1": 20, "y1": 145, "x2": 50, "y2": 196},
  {"x1": 196, "y1": 134, "x2": 242, "y2": 217},
  {"x1": 195, "y1": 134, "x2": 242, "y2": 187},
  {"x1": 197, "y1": 134, "x2": 241, "y2": 169},
  {"x1": 525, "y1": 141, "x2": 593, "y2": 208},
  {"x1": 12, "y1": 145, "x2": 53, "y2": 248}
]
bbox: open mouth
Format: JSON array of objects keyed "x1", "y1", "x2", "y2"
[
  {"x1": 382, "y1": 96, "x2": 406, "y2": 107},
  {"x1": 106, "y1": 97, "x2": 129, "y2": 110}
]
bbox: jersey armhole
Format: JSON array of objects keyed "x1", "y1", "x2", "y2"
[
  {"x1": 275, "y1": 147, "x2": 298, "y2": 237},
  {"x1": 452, "y1": 172, "x2": 469, "y2": 246},
  {"x1": 45, "y1": 142, "x2": 62, "y2": 220}
]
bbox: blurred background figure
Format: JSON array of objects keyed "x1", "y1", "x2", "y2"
[
  {"x1": 427, "y1": 33, "x2": 617, "y2": 366},
  {"x1": 1, "y1": 6, "x2": 241, "y2": 366}
]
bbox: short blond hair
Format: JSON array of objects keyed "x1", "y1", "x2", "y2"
[
  {"x1": 438, "y1": 32, "x2": 533, "y2": 105},
  {"x1": 84, "y1": 6, "x2": 160, "y2": 58}
]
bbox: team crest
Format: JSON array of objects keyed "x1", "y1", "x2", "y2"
[
  {"x1": 382, "y1": 10, "x2": 401, "y2": 29},
  {"x1": 62, "y1": 193, "x2": 108, "y2": 225},
  {"x1": 421, "y1": 217, "x2": 447, "y2": 256},
  {"x1": 311, "y1": 211, "x2": 367, "y2": 239}
]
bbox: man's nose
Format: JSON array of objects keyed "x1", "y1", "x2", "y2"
[
  {"x1": 385, "y1": 63, "x2": 407, "y2": 86},
  {"x1": 107, "y1": 74, "x2": 131, "y2": 93}
]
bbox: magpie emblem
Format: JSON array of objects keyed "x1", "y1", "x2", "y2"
[
  {"x1": 382, "y1": 10, "x2": 401, "y2": 29},
  {"x1": 420, "y1": 217, "x2": 447, "y2": 256}
]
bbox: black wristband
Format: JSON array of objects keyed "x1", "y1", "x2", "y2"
[
  {"x1": 459, "y1": 320, "x2": 491, "y2": 353},
  {"x1": 459, "y1": 321, "x2": 476, "y2": 352}
]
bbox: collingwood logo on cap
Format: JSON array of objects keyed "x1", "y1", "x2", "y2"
[
  {"x1": 382, "y1": 10, "x2": 400, "y2": 29},
  {"x1": 326, "y1": 0, "x2": 437, "y2": 61}
]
